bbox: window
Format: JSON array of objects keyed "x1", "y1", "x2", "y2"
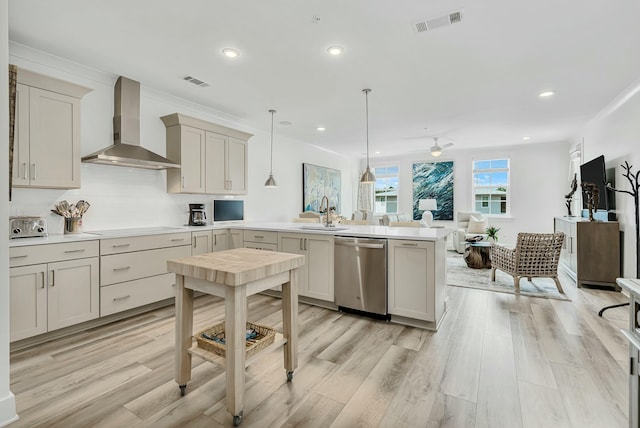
[
  {"x1": 472, "y1": 158, "x2": 509, "y2": 215},
  {"x1": 373, "y1": 165, "x2": 399, "y2": 214}
]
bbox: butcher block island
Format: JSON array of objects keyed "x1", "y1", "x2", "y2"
[{"x1": 167, "y1": 248, "x2": 305, "y2": 426}]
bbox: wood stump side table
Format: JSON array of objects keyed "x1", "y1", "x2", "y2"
[
  {"x1": 168, "y1": 248, "x2": 305, "y2": 426},
  {"x1": 464, "y1": 242, "x2": 492, "y2": 269}
]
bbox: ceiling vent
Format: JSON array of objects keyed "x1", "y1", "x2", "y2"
[
  {"x1": 413, "y1": 11, "x2": 463, "y2": 33},
  {"x1": 183, "y1": 76, "x2": 210, "y2": 87}
]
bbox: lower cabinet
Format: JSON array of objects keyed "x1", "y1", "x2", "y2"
[
  {"x1": 387, "y1": 239, "x2": 446, "y2": 323},
  {"x1": 191, "y1": 229, "x2": 229, "y2": 255},
  {"x1": 10, "y1": 256, "x2": 99, "y2": 342},
  {"x1": 99, "y1": 233, "x2": 192, "y2": 316},
  {"x1": 229, "y1": 229, "x2": 243, "y2": 249},
  {"x1": 279, "y1": 232, "x2": 334, "y2": 302}
]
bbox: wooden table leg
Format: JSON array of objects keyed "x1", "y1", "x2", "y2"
[
  {"x1": 225, "y1": 285, "x2": 247, "y2": 424},
  {"x1": 281, "y1": 267, "x2": 299, "y2": 380},
  {"x1": 175, "y1": 274, "x2": 193, "y2": 395}
]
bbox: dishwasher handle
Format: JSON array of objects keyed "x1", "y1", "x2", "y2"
[{"x1": 335, "y1": 240, "x2": 385, "y2": 249}]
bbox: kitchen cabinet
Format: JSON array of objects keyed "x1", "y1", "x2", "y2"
[
  {"x1": 554, "y1": 217, "x2": 620, "y2": 288},
  {"x1": 387, "y1": 239, "x2": 447, "y2": 326},
  {"x1": 161, "y1": 113, "x2": 252, "y2": 195},
  {"x1": 191, "y1": 230, "x2": 229, "y2": 255},
  {"x1": 100, "y1": 232, "x2": 191, "y2": 316},
  {"x1": 13, "y1": 68, "x2": 91, "y2": 189},
  {"x1": 9, "y1": 240, "x2": 99, "y2": 342},
  {"x1": 229, "y1": 229, "x2": 243, "y2": 249},
  {"x1": 279, "y1": 232, "x2": 334, "y2": 302},
  {"x1": 243, "y1": 229, "x2": 279, "y2": 251}
]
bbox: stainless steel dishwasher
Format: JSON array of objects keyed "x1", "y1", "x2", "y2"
[{"x1": 334, "y1": 236, "x2": 388, "y2": 319}]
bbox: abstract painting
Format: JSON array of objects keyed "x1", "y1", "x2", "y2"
[
  {"x1": 412, "y1": 161, "x2": 454, "y2": 220},
  {"x1": 303, "y1": 163, "x2": 341, "y2": 213}
]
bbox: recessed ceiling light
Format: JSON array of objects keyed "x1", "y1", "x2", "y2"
[
  {"x1": 375, "y1": 151, "x2": 381, "y2": 154},
  {"x1": 222, "y1": 48, "x2": 240, "y2": 58},
  {"x1": 538, "y1": 90, "x2": 555, "y2": 98},
  {"x1": 327, "y1": 46, "x2": 344, "y2": 56},
  {"x1": 522, "y1": 136, "x2": 530, "y2": 140},
  {"x1": 279, "y1": 121, "x2": 292, "y2": 126},
  {"x1": 317, "y1": 127, "x2": 326, "y2": 132}
]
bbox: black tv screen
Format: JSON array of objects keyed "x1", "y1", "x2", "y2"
[
  {"x1": 213, "y1": 200, "x2": 244, "y2": 221},
  {"x1": 580, "y1": 155, "x2": 608, "y2": 210}
]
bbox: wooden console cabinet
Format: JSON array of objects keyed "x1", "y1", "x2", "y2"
[{"x1": 554, "y1": 217, "x2": 620, "y2": 288}]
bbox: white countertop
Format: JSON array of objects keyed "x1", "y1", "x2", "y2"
[{"x1": 9, "y1": 221, "x2": 451, "y2": 247}]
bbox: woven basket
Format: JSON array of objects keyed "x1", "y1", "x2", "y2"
[{"x1": 194, "y1": 322, "x2": 276, "y2": 359}]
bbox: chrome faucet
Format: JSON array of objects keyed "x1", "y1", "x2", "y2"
[{"x1": 320, "y1": 195, "x2": 332, "y2": 227}]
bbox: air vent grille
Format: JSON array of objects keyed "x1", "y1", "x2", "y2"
[
  {"x1": 413, "y1": 10, "x2": 463, "y2": 33},
  {"x1": 183, "y1": 76, "x2": 210, "y2": 87}
]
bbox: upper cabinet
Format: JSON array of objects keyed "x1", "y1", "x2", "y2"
[
  {"x1": 13, "y1": 69, "x2": 91, "y2": 189},
  {"x1": 161, "y1": 113, "x2": 252, "y2": 195}
]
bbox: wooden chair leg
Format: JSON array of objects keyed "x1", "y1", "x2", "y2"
[
  {"x1": 553, "y1": 277, "x2": 564, "y2": 294},
  {"x1": 514, "y1": 275, "x2": 520, "y2": 293},
  {"x1": 491, "y1": 267, "x2": 496, "y2": 281}
]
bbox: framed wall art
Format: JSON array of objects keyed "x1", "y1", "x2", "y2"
[
  {"x1": 302, "y1": 163, "x2": 341, "y2": 213},
  {"x1": 412, "y1": 161, "x2": 454, "y2": 220}
]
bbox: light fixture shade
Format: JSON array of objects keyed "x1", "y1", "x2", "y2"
[
  {"x1": 264, "y1": 174, "x2": 277, "y2": 188},
  {"x1": 419, "y1": 198, "x2": 437, "y2": 211},
  {"x1": 360, "y1": 167, "x2": 376, "y2": 183},
  {"x1": 431, "y1": 147, "x2": 442, "y2": 157}
]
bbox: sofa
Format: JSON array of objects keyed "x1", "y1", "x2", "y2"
[{"x1": 452, "y1": 211, "x2": 489, "y2": 253}]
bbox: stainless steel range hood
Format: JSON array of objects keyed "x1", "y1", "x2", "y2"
[{"x1": 81, "y1": 77, "x2": 179, "y2": 169}]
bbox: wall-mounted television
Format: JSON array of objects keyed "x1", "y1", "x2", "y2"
[
  {"x1": 580, "y1": 155, "x2": 608, "y2": 211},
  {"x1": 213, "y1": 200, "x2": 244, "y2": 222}
]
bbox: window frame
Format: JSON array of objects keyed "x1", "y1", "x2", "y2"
[
  {"x1": 471, "y1": 157, "x2": 511, "y2": 216},
  {"x1": 371, "y1": 163, "x2": 400, "y2": 215}
]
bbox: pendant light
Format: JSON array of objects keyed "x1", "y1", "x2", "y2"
[
  {"x1": 360, "y1": 89, "x2": 376, "y2": 183},
  {"x1": 264, "y1": 109, "x2": 278, "y2": 188}
]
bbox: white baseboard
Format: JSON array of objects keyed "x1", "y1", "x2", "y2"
[{"x1": 0, "y1": 392, "x2": 18, "y2": 427}]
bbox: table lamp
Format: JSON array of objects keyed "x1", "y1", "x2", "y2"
[{"x1": 419, "y1": 199, "x2": 438, "y2": 226}]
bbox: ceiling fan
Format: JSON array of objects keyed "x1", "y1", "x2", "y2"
[{"x1": 429, "y1": 136, "x2": 454, "y2": 157}]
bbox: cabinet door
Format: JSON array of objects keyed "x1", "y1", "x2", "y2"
[
  {"x1": 304, "y1": 235, "x2": 334, "y2": 301},
  {"x1": 192, "y1": 231, "x2": 212, "y2": 255},
  {"x1": 227, "y1": 137, "x2": 247, "y2": 194},
  {"x1": 180, "y1": 126, "x2": 206, "y2": 193},
  {"x1": 228, "y1": 229, "x2": 243, "y2": 249},
  {"x1": 213, "y1": 230, "x2": 229, "y2": 252},
  {"x1": 568, "y1": 222, "x2": 577, "y2": 273},
  {"x1": 10, "y1": 264, "x2": 47, "y2": 342},
  {"x1": 388, "y1": 240, "x2": 435, "y2": 321},
  {"x1": 28, "y1": 87, "x2": 81, "y2": 188},
  {"x1": 12, "y1": 83, "x2": 30, "y2": 186},
  {"x1": 279, "y1": 233, "x2": 306, "y2": 294},
  {"x1": 204, "y1": 131, "x2": 227, "y2": 193},
  {"x1": 47, "y1": 257, "x2": 99, "y2": 331}
]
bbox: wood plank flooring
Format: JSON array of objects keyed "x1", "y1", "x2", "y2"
[{"x1": 9, "y1": 270, "x2": 629, "y2": 427}]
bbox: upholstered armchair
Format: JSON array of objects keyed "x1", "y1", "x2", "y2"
[
  {"x1": 452, "y1": 211, "x2": 488, "y2": 253},
  {"x1": 490, "y1": 232, "x2": 565, "y2": 293}
]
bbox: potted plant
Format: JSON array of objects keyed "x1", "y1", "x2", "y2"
[{"x1": 486, "y1": 226, "x2": 500, "y2": 243}]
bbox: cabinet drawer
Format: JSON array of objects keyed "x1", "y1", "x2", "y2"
[
  {"x1": 244, "y1": 242, "x2": 278, "y2": 251},
  {"x1": 243, "y1": 230, "x2": 278, "y2": 244},
  {"x1": 100, "y1": 273, "x2": 176, "y2": 316},
  {"x1": 9, "y1": 240, "x2": 99, "y2": 267},
  {"x1": 100, "y1": 232, "x2": 191, "y2": 255},
  {"x1": 101, "y1": 245, "x2": 191, "y2": 285}
]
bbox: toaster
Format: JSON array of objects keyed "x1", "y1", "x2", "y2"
[{"x1": 9, "y1": 216, "x2": 48, "y2": 239}]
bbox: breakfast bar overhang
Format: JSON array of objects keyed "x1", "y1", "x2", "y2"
[{"x1": 168, "y1": 248, "x2": 305, "y2": 426}]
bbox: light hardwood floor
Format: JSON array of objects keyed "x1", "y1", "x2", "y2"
[{"x1": 9, "y1": 270, "x2": 629, "y2": 428}]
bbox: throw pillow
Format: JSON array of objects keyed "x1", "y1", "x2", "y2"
[{"x1": 467, "y1": 216, "x2": 488, "y2": 234}]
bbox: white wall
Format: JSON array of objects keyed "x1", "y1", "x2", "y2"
[
  {"x1": 369, "y1": 140, "x2": 570, "y2": 246},
  {"x1": 1, "y1": 1, "x2": 18, "y2": 426},
  {"x1": 8, "y1": 44, "x2": 356, "y2": 232},
  {"x1": 577, "y1": 77, "x2": 640, "y2": 278}
]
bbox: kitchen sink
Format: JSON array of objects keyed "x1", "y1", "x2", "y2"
[{"x1": 296, "y1": 224, "x2": 349, "y2": 231}]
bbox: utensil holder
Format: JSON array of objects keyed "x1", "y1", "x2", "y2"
[{"x1": 64, "y1": 217, "x2": 83, "y2": 234}]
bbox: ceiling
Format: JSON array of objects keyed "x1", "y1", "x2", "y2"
[{"x1": 8, "y1": 0, "x2": 640, "y2": 158}]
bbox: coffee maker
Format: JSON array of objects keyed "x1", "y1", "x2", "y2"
[{"x1": 188, "y1": 203, "x2": 207, "y2": 226}]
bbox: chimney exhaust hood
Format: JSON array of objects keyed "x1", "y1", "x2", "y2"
[{"x1": 81, "y1": 77, "x2": 180, "y2": 169}]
